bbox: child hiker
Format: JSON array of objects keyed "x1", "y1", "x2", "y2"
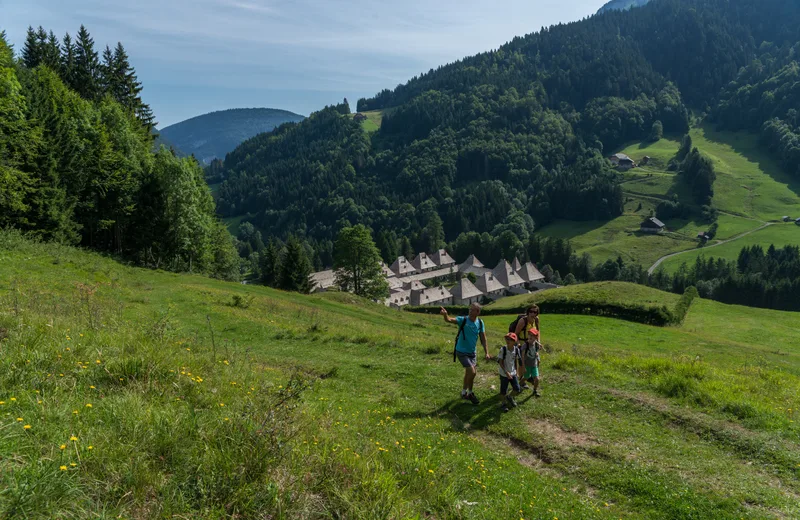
[
  {"x1": 498, "y1": 332, "x2": 522, "y2": 412},
  {"x1": 523, "y1": 328, "x2": 542, "y2": 397}
]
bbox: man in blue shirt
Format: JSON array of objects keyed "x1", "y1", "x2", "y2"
[{"x1": 440, "y1": 302, "x2": 490, "y2": 404}]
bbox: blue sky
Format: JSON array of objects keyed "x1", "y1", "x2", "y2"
[{"x1": 3, "y1": 0, "x2": 603, "y2": 127}]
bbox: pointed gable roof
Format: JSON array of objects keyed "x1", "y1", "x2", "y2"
[
  {"x1": 389, "y1": 256, "x2": 416, "y2": 276},
  {"x1": 492, "y1": 260, "x2": 525, "y2": 287},
  {"x1": 430, "y1": 249, "x2": 456, "y2": 267},
  {"x1": 451, "y1": 278, "x2": 483, "y2": 301},
  {"x1": 475, "y1": 272, "x2": 506, "y2": 294},
  {"x1": 512, "y1": 258, "x2": 523, "y2": 271},
  {"x1": 410, "y1": 286, "x2": 452, "y2": 306},
  {"x1": 517, "y1": 261, "x2": 545, "y2": 283},
  {"x1": 411, "y1": 252, "x2": 437, "y2": 272},
  {"x1": 381, "y1": 262, "x2": 395, "y2": 278},
  {"x1": 402, "y1": 280, "x2": 426, "y2": 291},
  {"x1": 458, "y1": 254, "x2": 490, "y2": 276}
]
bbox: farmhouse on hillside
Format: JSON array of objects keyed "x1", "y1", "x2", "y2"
[
  {"x1": 609, "y1": 153, "x2": 636, "y2": 170},
  {"x1": 783, "y1": 216, "x2": 791, "y2": 222},
  {"x1": 640, "y1": 217, "x2": 666, "y2": 234},
  {"x1": 353, "y1": 113, "x2": 368, "y2": 123}
]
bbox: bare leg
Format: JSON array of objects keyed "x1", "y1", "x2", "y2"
[{"x1": 464, "y1": 365, "x2": 477, "y2": 392}]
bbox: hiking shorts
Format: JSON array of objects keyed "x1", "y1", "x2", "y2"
[
  {"x1": 525, "y1": 367, "x2": 540, "y2": 379},
  {"x1": 457, "y1": 352, "x2": 477, "y2": 368},
  {"x1": 500, "y1": 375, "x2": 521, "y2": 395}
]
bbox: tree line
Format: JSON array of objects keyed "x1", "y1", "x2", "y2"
[{"x1": 1, "y1": 27, "x2": 238, "y2": 280}]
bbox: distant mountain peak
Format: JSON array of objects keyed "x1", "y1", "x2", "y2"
[
  {"x1": 158, "y1": 108, "x2": 304, "y2": 164},
  {"x1": 597, "y1": 0, "x2": 651, "y2": 14}
]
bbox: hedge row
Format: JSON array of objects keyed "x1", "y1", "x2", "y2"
[{"x1": 404, "y1": 286, "x2": 699, "y2": 327}]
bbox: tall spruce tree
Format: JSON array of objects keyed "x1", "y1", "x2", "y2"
[
  {"x1": 278, "y1": 236, "x2": 312, "y2": 293},
  {"x1": 74, "y1": 25, "x2": 100, "y2": 100},
  {"x1": 259, "y1": 239, "x2": 282, "y2": 287},
  {"x1": 22, "y1": 27, "x2": 41, "y2": 68},
  {"x1": 60, "y1": 33, "x2": 77, "y2": 90},
  {"x1": 42, "y1": 31, "x2": 61, "y2": 70}
]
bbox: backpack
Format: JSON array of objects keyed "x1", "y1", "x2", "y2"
[
  {"x1": 453, "y1": 318, "x2": 484, "y2": 362},
  {"x1": 508, "y1": 314, "x2": 527, "y2": 334}
]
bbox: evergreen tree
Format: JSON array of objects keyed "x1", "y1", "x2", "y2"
[
  {"x1": 278, "y1": 236, "x2": 312, "y2": 293},
  {"x1": 22, "y1": 27, "x2": 41, "y2": 68},
  {"x1": 260, "y1": 240, "x2": 282, "y2": 287},
  {"x1": 60, "y1": 33, "x2": 77, "y2": 90},
  {"x1": 333, "y1": 225, "x2": 390, "y2": 300},
  {"x1": 74, "y1": 25, "x2": 100, "y2": 100}
]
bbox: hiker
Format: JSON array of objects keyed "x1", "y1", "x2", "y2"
[
  {"x1": 498, "y1": 332, "x2": 522, "y2": 412},
  {"x1": 512, "y1": 305, "x2": 540, "y2": 389},
  {"x1": 440, "y1": 302, "x2": 490, "y2": 405},
  {"x1": 522, "y1": 328, "x2": 542, "y2": 397}
]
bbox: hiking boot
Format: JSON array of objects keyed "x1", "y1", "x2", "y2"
[
  {"x1": 520, "y1": 383, "x2": 530, "y2": 390},
  {"x1": 509, "y1": 397, "x2": 518, "y2": 408},
  {"x1": 467, "y1": 393, "x2": 480, "y2": 405},
  {"x1": 501, "y1": 403, "x2": 510, "y2": 413},
  {"x1": 533, "y1": 390, "x2": 541, "y2": 398}
]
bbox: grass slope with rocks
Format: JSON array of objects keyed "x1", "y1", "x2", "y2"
[{"x1": 1, "y1": 231, "x2": 799, "y2": 519}]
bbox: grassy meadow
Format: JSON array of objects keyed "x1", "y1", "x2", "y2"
[
  {"x1": 660, "y1": 222, "x2": 800, "y2": 273},
  {"x1": 538, "y1": 124, "x2": 800, "y2": 268},
  {"x1": 1, "y1": 231, "x2": 799, "y2": 518}
]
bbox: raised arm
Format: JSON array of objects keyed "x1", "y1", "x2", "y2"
[{"x1": 440, "y1": 307, "x2": 457, "y2": 324}]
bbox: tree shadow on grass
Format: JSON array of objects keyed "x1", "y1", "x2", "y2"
[
  {"x1": 393, "y1": 392, "x2": 537, "y2": 433},
  {"x1": 700, "y1": 125, "x2": 800, "y2": 200}
]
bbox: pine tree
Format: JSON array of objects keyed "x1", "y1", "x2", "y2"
[
  {"x1": 259, "y1": 240, "x2": 282, "y2": 287},
  {"x1": 278, "y1": 236, "x2": 312, "y2": 293},
  {"x1": 60, "y1": 33, "x2": 77, "y2": 90},
  {"x1": 40, "y1": 31, "x2": 61, "y2": 71},
  {"x1": 22, "y1": 27, "x2": 41, "y2": 68},
  {"x1": 74, "y1": 25, "x2": 100, "y2": 100}
]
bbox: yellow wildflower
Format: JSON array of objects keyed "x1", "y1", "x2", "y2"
[
  {"x1": 87, "y1": 446, "x2": 94, "y2": 450},
  {"x1": 60, "y1": 444, "x2": 66, "y2": 450},
  {"x1": 85, "y1": 403, "x2": 92, "y2": 408},
  {"x1": 23, "y1": 424, "x2": 31, "y2": 430},
  {"x1": 70, "y1": 436, "x2": 78, "y2": 442},
  {"x1": 89, "y1": 386, "x2": 95, "y2": 389},
  {"x1": 16, "y1": 417, "x2": 23, "y2": 422},
  {"x1": 60, "y1": 465, "x2": 67, "y2": 471}
]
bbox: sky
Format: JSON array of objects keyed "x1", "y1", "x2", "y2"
[{"x1": 2, "y1": 0, "x2": 603, "y2": 128}]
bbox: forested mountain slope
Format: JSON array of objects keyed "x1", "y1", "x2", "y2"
[
  {"x1": 597, "y1": 0, "x2": 651, "y2": 14},
  {"x1": 159, "y1": 108, "x2": 304, "y2": 165},
  {"x1": 217, "y1": 0, "x2": 800, "y2": 268}
]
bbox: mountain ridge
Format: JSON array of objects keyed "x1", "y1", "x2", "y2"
[
  {"x1": 597, "y1": 0, "x2": 651, "y2": 14},
  {"x1": 159, "y1": 108, "x2": 304, "y2": 164}
]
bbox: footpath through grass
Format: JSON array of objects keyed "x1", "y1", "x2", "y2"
[{"x1": 1, "y1": 232, "x2": 799, "y2": 518}]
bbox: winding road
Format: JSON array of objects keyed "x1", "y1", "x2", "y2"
[{"x1": 647, "y1": 222, "x2": 773, "y2": 274}]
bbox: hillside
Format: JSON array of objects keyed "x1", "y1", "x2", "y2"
[
  {"x1": 158, "y1": 108, "x2": 304, "y2": 164},
  {"x1": 216, "y1": 0, "x2": 800, "y2": 277},
  {"x1": 2, "y1": 231, "x2": 799, "y2": 517},
  {"x1": 536, "y1": 121, "x2": 800, "y2": 270},
  {"x1": 597, "y1": 0, "x2": 651, "y2": 14}
]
